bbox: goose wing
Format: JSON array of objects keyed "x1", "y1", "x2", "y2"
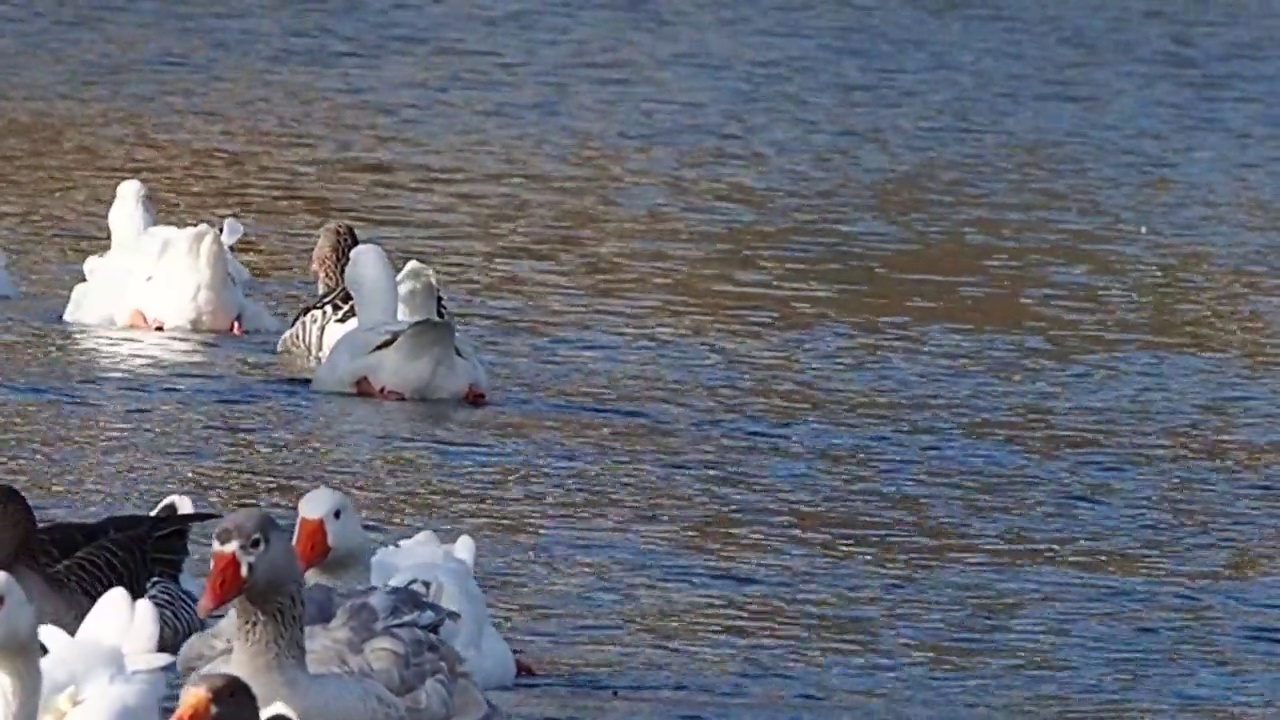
[
  {"x1": 278, "y1": 285, "x2": 358, "y2": 362},
  {"x1": 46, "y1": 529, "x2": 156, "y2": 601},
  {"x1": 38, "y1": 511, "x2": 218, "y2": 581},
  {"x1": 40, "y1": 512, "x2": 218, "y2": 653},
  {"x1": 302, "y1": 581, "x2": 497, "y2": 719}
]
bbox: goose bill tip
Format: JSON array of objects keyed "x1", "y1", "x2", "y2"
[
  {"x1": 197, "y1": 551, "x2": 245, "y2": 617},
  {"x1": 293, "y1": 516, "x2": 331, "y2": 571}
]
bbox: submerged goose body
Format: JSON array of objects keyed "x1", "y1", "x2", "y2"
[
  {"x1": 311, "y1": 244, "x2": 487, "y2": 403},
  {"x1": 188, "y1": 508, "x2": 498, "y2": 720},
  {"x1": 277, "y1": 222, "x2": 453, "y2": 365},
  {"x1": 0, "y1": 484, "x2": 218, "y2": 654}
]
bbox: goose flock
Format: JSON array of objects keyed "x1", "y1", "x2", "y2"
[
  {"x1": 48, "y1": 178, "x2": 489, "y2": 404},
  {"x1": 0, "y1": 180, "x2": 529, "y2": 718},
  {"x1": 0, "y1": 485, "x2": 528, "y2": 720}
]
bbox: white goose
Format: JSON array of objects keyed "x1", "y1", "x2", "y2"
[
  {"x1": 0, "y1": 572, "x2": 171, "y2": 720},
  {"x1": 64, "y1": 179, "x2": 157, "y2": 326},
  {"x1": 0, "y1": 571, "x2": 42, "y2": 720},
  {"x1": 277, "y1": 222, "x2": 458, "y2": 365},
  {"x1": 115, "y1": 223, "x2": 278, "y2": 334},
  {"x1": 396, "y1": 259, "x2": 444, "y2": 323},
  {"x1": 64, "y1": 179, "x2": 273, "y2": 331},
  {"x1": 187, "y1": 508, "x2": 498, "y2": 720},
  {"x1": 293, "y1": 487, "x2": 528, "y2": 689},
  {"x1": 311, "y1": 244, "x2": 487, "y2": 403}
]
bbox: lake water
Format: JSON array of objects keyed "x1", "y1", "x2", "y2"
[{"x1": 1, "y1": 1, "x2": 1279, "y2": 717}]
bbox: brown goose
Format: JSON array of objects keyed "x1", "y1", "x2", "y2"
[
  {"x1": 275, "y1": 221, "x2": 361, "y2": 363},
  {"x1": 171, "y1": 673, "x2": 299, "y2": 720},
  {"x1": 274, "y1": 221, "x2": 453, "y2": 365},
  {"x1": 0, "y1": 484, "x2": 218, "y2": 653}
]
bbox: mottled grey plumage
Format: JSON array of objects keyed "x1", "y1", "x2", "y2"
[
  {"x1": 0, "y1": 484, "x2": 218, "y2": 653},
  {"x1": 192, "y1": 508, "x2": 499, "y2": 720},
  {"x1": 178, "y1": 581, "x2": 343, "y2": 675},
  {"x1": 302, "y1": 580, "x2": 464, "y2": 714}
]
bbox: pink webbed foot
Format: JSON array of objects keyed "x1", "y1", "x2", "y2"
[
  {"x1": 354, "y1": 377, "x2": 378, "y2": 398},
  {"x1": 354, "y1": 377, "x2": 407, "y2": 401},
  {"x1": 124, "y1": 308, "x2": 161, "y2": 330},
  {"x1": 515, "y1": 657, "x2": 538, "y2": 677},
  {"x1": 463, "y1": 384, "x2": 487, "y2": 407}
]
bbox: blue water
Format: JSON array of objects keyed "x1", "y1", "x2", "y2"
[{"x1": 0, "y1": 0, "x2": 1279, "y2": 717}]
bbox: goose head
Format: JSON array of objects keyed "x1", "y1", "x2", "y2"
[
  {"x1": 171, "y1": 673, "x2": 299, "y2": 720},
  {"x1": 193, "y1": 223, "x2": 237, "y2": 295},
  {"x1": 310, "y1": 221, "x2": 360, "y2": 295},
  {"x1": 196, "y1": 509, "x2": 299, "y2": 618},
  {"x1": 112, "y1": 179, "x2": 153, "y2": 220},
  {"x1": 395, "y1": 259, "x2": 446, "y2": 323},
  {"x1": 292, "y1": 487, "x2": 369, "y2": 578},
  {"x1": 108, "y1": 179, "x2": 156, "y2": 244},
  {"x1": 114, "y1": 178, "x2": 148, "y2": 203},
  {"x1": 0, "y1": 571, "x2": 37, "y2": 652},
  {"x1": 0, "y1": 485, "x2": 39, "y2": 570}
]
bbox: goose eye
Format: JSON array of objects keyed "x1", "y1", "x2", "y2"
[
  {"x1": 248, "y1": 535, "x2": 264, "y2": 552},
  {"x1": 333, "y1": 509, "x2": 343, "y2": 521}
]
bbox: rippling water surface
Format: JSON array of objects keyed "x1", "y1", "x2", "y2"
[{"x1": 2, "y1": 1, "x2": 1280, "y2": 717}]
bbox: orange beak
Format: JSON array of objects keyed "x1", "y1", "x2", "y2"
[
  {"x1": 170, "y1": 686, "x2": 213, "y2": 720},
  {"x1": 197, "y1": 551, "x2": 245, "y2": 618},
  {"x1": 293, "y1": 516, "x2": 331, "y2": 571}
]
